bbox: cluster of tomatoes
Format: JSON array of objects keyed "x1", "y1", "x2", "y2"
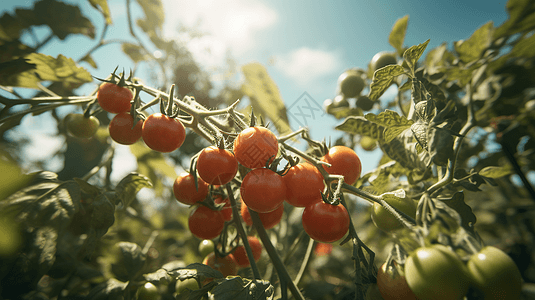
[{"x1": 376, "y1": 244, "x2": 523, "y2": 300}]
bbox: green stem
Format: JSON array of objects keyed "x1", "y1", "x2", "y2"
[{"x1": 293, "y1": 237, "x2": 314, "y2": 286}]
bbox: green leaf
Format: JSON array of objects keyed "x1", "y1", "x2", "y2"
[
  {"x1": 111, "y1": 242, "x2": 146, "y2": 282},
  {"x1": 479, "y1": 165, "x2": 513, "y2": 178},
  {"x1": 381, "y1": 128, "x2": 429, "y2": 170},
  {"x1": 454, "y1": 21, "x2": 494, "y2": 63},
  {"x1": 368, "y1": 65, "x2": 405, "y2": 101},
  {"x1": 441, "y1": 192, "x2": 477, "y2": 233},
  {"x1": 241, "y1": 62, "x2": 291, "y2": 135},
  {"x1": 80, "y1": 54, "x2": 97, "y2": 69},
  {"x1": 403, "y1": 39, "x2": 430, "y2": 71},
  {"x1": 388, "y1": 15, "x2": 409, "y2": 56},
  {"x1": 136, "y1": 0, "x2": 165, "y2": 32},
  {"x1": 0, "y1": 53, "x2": 92, "y2": 88},
  {"x1": 335, "y1": 116, "x2": 384, "y2": 140},
  {"x1": 144, "y1": 269, "x2": 173, "y2": 284},
  {"x1": 508, "y1": 30, "x2": 535, "y2": 58},
  {"x1": 114, "y1": 173, "x2": 152, "y2": 207},
  {"x1": 211, "y1": 277, "x2": 274, "y2": 300},
  {"x1": 121, "y1": 42, "x2": 147, "y2": 63},
  {"x1": 365, "y1": 110, "x2": 413, "y2": 143},
  {"x1": 170, "y1": 263, "x2": 224, "y2": 280},
  {"x1": 494, "y1": 0, "x2": 535, "y2": 39},
  {"x1": 88, "y1": 0, "x2": 112, "y2": 24},
  {"x1": 34, "y1": 0, "x2": 96, "y2": 40},
  {"x1": 86, "y1": 278, "x2": 128, "y2": 300}
]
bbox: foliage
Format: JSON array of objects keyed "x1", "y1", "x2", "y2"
[{"x1": 1, "y1": 0, "x2": 535, "y2": 300}]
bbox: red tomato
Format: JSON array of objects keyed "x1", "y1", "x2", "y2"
[
  {"x1": 214, "y1": 196, "x2": 232, "y2": 222},
  {"x1": 302, "y1": 201, "x2": 349, "y2": 243},
  {"x1": 320, "y1": 146, "x2": 362, "y2": 185},
  {"x1": 142, "y1": 113, "x2": 186, "y2": 152},
  {"x1": 240, "y1": 168, "x2": 286, "y2": 213},
  {"x1": 202, "y1": 253, "x2": 238, "y2": 278},
  {"x1": 108, "y1": 112, "x2": 143, "y2": 145},
  {"x1": 284, "y1": 162, "x2": 324, "y2": 207},
  {"x1": 377, "y1": 262, "x2": 419, "y2": 300},
  {"x1": 173, "y1": 172, "x2": 209, "y2": 205},
  {"x1": 314, "y1": 243, "x2": 333, "y2": 256},
  {"x1": 197, "y1": 146, "x2": 238, "y2": 185},
  {"x1": 188, "y1": 205, "x2": 225, "y2": 240},
  {"x1": 233, "y1": 236, "x2": 263, "y2": 268},
  {"x1": 240, "y1": 200, "x2": 284, "y2": 229},
  {"x1": 97, "y1": 82, "x2": 132, "y2": 114},
  {"x1": 233, "y1": 126, "x2": 278, "y2": 169}
]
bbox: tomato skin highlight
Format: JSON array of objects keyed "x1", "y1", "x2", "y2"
[
  {"x1": 284, "y1": 162, "x2": 324, "y2": 207},
  {"x1": 233, "y1": 126, "x2": 278, "y2": 169},
  {"x1": 108, "y1": 112, "x2": 143, "y2": 145},
  {"x1": 197, "y1": 146, "x2": 238, "y2": 185},
  {"x1": 97, "y1": 82, "x2": 133, "y2": 114},
  {"x1": 320, "y1": 146, "x2": 362, "y2": 185},
  {"x1": 467, "y1": 246, "x2": 522, "y2": 300},
  {"x1": 404, "y1": 244, "x2": 470, "y2": 300},
  {"x1": 188, "y1": 205, "x2": 225, "y2": 240},
  {"x1": 301, "y1": 200, "x2": 349, "y2": 243},
  {"x1": 377, "y1": 262, "x2": 419, "y2": 300},
  {"x1": 142, "y1": 113, "x2": 186, "y2": 152},
  {"x1": 173, "y1": 172, "x2": 209, "y2": 205},
  {"x1": 240, "y1": 168, "x2": 286, "y2": 213},
  {"x1": 240, "y1": 200, "x2": 284, "y2": 229}
]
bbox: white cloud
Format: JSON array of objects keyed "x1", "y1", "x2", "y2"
[
  {"x1": 161, "y1": 0, "x2": 278, "y2": 70},
  {"x1": 275, "y1": 48, "x2": 342, "y2": 86}
]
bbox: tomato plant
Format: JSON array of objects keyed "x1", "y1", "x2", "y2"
[
  {"x1": 136, "y1": 282, "x2": 160, "y2": 300},
  {"x1": 377, "y1": 262, "x2": 419, "y2": 300},
  {"x1": 284, "y1": 162, "x2": 325, "y2": 207},
  {"x1": 188, "y1": 205, "x2": 225, "y2": 240},
  {"x1": 356, "y1": 95, "x2": 374, "y2": 111},
  {"x1": 233, "y1": 236, "x2": 263, "y2": 268},
  {"x1": 370, "y1": 51, "x2": 397, "y2": 73},
  {"x1": 64, "y1": 113, "x2": 100, "y2": 139},
  {"x1": 320, "y1": 145, "x2": 362, "y2": 185},
  {"x1": 198, "y1": 239, "x2": 215, "y2": 258},
  {"x1": 108, "y1": 112, "x2": 143, "y2": 145},
  {"x1": 175, "y1": 278, "x2": 199, "y2": 295},
  {"x1": 233, "y1": 126, "x2": 278, "y2": 169},
  {"x1": 173, "y1": 172, "x2": 209, "y2": 205},
  {"x1": 467, "y1": 246, "x2": 522, "y2": 300},
  {"x1": 301, "y1": 200, "x2": 350, "y2": 243},
  {"x1": 240, "y1": 200, "x2": 284, "y2": 229},
  {"x1": 214, "y1": 196, "x2": 232, "y2": 222},
  {"x1": 240, "y1": 168, "x2": 286, "y2": 213},
  {"x1": 404, "y1": 245, "x2": 470, "y2": 300},
  {"x1": 196, "y1": 146, "x2": 238, "y2": 185},
  {"x1": 97, "y1": 82, "x2": 133, "y2": 114},
  {"x1": 141, "y1": 113, "x2": 186, "y2": 152},
  {"x1": 202, "y1": 253, "x2": 238, "y2": 278}
]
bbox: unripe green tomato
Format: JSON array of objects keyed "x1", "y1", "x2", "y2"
[
  {"x1": 360, "y1": 136, "x2": 377, "y2": 151},
  {"x1": 405, "y1": 244, "x2": 470, "y2": 300},
  {"x1": 370, "y1": 51, "x2": 398, "y2": 73},
  {"x1": 337, "y1": 70, "x2": 365, "y2": 98},
  {"x1": 356, "y1": 95, "x2": 375, "y2": 111},
  {"x1": 198, "y1": 239, "x2": 215, "y2": 258},
  {"x1": 525, "y1": 99, "x2": 535, "y2": 111},
  {"x1": 65, "y1": 113, "x2": 100, "y2": 138},
  {"x1": 371, "y1": 197, "x2": 416, "y2": 233},
  {"x1": 323, "y1": 98, "x2": 334, "y2": 114},
  {"x1": 136, "y1": 282, "x2": 160, "y2": 300},
  {"x1": 175, "y1": 278, "x2": 199, "y2": 294},
  {"x1": 332, "y1": 95, "x2": 350, "y2": 108},
  {"x1": 467, "y1": 246, "x2": 522, "y2": 300}
]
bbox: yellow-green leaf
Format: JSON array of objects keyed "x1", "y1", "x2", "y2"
[
  {"x1": 389, "y1": 15, "x2": 409, "y2": 56},
  {"x1": 403, "y1": 39, "x2": 430, "y2": 71},
  {"x1": 479, "y1": 166, "x2": 513, "y2": 179},
  {"x1": 454, "y1": 21, "x2": 493, "y2": 63},
  {"x1": 88, "y1": 0, "x2": 112, "y2": 24},
  {"x1": 368, "y1": 65, "x2": 405, "y2": 101}
]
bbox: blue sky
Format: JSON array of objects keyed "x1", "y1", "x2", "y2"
[{"x1": 1, "y1": 0, "x2": 509, "y2": 179}]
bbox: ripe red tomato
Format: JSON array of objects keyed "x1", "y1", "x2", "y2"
[
  {"x1": 173, "y1": 172, "x2": 209, "y2": 205},
  {"x1": 97, "y1": 82, "x2": 133, "y2": 114},
  {"x1": 108, "y1": 112, "x2": 143, "y2": 145},
  {"x1": 302, "y1": 200, "x2": 349, "y2": 243},
  {"x1": 197, "y1": 146, "x2": 238, "y2": 185},
  {"x1": 65, "y1": 113, "x2": 100, "y2": 139},
  {"x1": 214, "y1": 196, "x2": 232, "y2": 222},
  {"x1": 188, "y1": 205, "x2": 225, "y2": 240},
  {"x1": 405, "y1": 244, "x2": 470, "y2": 300},
  {"x1": 142, "y1": 113, "x2": 186, "y2": 152},
  {"x1": 320, "y1": 146, "x2": 362, "y2": 185},
  {"x1": 202, "y1": 252, "x2": 238, "y2": 278},
  {"x1": 314, "y1": 243, "x2": 333, "y2": 256},
  {"x1": 284, "y1": 162, "x2": 324, "y2": 207},
  {"x1": 233, "y1": 236, "x2": 263, "y2": 268},
  {"x1": 376, "y1": 262, "x2": 419, "y2": 300},
  {"x1": 233, "y1": 126, "x2": 278, "y2": 169},
  {"x1": 467, "y1": 246, "x2": 522, "y2": 300},
  {"x1": 240, "y1": 200, "x2": 284, "y2": 229},
  {"x1": 240, "y1": 168, "x2": 286, "y2": 213}
]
